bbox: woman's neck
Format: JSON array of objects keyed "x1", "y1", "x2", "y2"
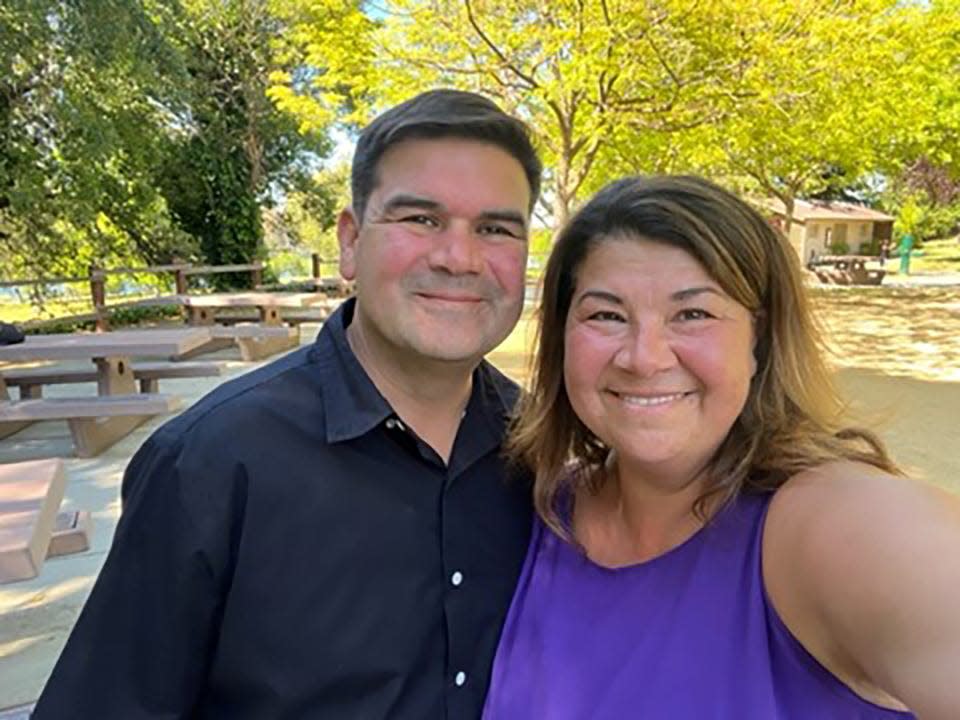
[{"x1": 574, "y1": 455, "x2": 710, "y2": 567}]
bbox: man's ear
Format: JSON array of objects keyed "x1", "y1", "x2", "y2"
[{"x1": 337, "y1": 208, "x2": 360, "y2": 281}]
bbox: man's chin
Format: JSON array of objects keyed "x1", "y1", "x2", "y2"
[{"x1": 408, "y1": 335, "x2": 496, "y2": 366}]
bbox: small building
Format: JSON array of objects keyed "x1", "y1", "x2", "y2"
[{"x1": 758, "y1": 198, "x2": 895, "y2": 263}]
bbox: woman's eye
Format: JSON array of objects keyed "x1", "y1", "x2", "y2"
[
  {"x1": 676, "y1": 308, "x2": 713, "y2": 321},
  {"x1": 587, "y1": 310, "x2": 624, "y2": 322}
]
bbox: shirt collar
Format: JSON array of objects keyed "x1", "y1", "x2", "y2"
[{"x1": 310, "y1": 297, "x2": 520, "y2": 450}]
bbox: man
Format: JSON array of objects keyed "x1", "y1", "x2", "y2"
[{"x1": 33, "y1": 89, "x2": 542, "y2": 719}]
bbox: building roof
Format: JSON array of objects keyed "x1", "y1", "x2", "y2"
[{"x1": 758, "y1": 197, "x2": 895, "y2": 223}]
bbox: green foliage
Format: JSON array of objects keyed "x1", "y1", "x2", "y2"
[
  {"x1": 0, "y1": 0, "x2": 196, "y2": 279},
  {"x1": 5, "y1": 0, "x2": 960, "y2": 312},
  {"x1": 829, "y1": 238, "x2": 850, "y2": 256},
  {"x1": 1, "y1": 0, "x2": 350, "y2": 302},
  {"x1": 271, "y1": 0, "x2": 959, "y2": 236},
  {"x1": 157, "y1": 0, "x2": 338, "y2": 289},
  {"x1": 263, "y1": 160, "x2": 346, "y2": 279},
  {"x1": 16, "y1": 302, "x2": 182, "y2": 334}
]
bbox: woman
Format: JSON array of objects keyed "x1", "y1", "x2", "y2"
[{"x1": 483, "y1": 176, "x2": 960, "y2": 719}]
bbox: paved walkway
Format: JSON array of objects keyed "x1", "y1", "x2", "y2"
[
  {"x1": 882, "y1": 271, "x2": 960, "y2": 287},
  {"x1": 0, "y1": 327, "x2": 315, "y2": 711}
]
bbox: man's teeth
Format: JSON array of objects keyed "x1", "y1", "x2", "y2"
[{"x1": 619, "y1": 392, "x2": 688, "y2": 407}]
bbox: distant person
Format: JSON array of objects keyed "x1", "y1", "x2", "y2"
[
  {"x1": 898, "y1": 232, "x2": 915, "y2": 274},
  {"x1": 33, "y1": 89, "x2": 542, "y2": 719},
  {"x1": 0, "y1": 321, "x2": 24, "y2": 345},
  {"x1": 879, "y1": 238, "x2": 890, "y2": 267},
  {"x1": 483, "y1": 176, "x2": 960, "y2": 719}
]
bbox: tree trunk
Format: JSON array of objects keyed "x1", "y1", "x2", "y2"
[
  {"x1": 782, "y1": 195, "x2": 795, "y2": 236},
  {"x1": 552, "y1": 190, "x2": 570, "y2": 230}
]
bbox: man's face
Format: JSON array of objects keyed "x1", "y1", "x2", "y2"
[{"x1": 338, "y1": 138, "x2": 531, "y2": 368}]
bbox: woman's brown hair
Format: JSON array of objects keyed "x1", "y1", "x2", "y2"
[{"x1": 508, "y1": 176, "x2": 899, "y2": 539}]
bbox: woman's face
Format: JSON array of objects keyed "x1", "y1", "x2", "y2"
[{"x1": 563, "y1": 236, "x2": 757, "y2": 483}]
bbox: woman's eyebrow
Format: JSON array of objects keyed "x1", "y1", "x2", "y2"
[
  {"x1": 574, "y1": 289, "x2": 623, "y2": 307},
  {"x1": 671, "y1": 286, "x2": 724, "y2": 301}
]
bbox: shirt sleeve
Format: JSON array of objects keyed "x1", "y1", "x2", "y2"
[{"x1": 32, "y1": 426, "x2": 236, "y2": 718}]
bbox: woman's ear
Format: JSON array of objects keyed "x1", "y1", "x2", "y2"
[{"x1": 751, "y1": 311, "x2": 766, "y2": 378}]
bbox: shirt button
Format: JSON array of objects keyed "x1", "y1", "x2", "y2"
[
  {"x1": 451, "y1": 571, "x2": 463, "y2": 587},
  {"x1": 455, "y1": 671, "x2": 467, "y2": 687}
]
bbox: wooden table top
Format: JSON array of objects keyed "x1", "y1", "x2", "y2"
[
  {"x1": 172, "y1": 292, "x2": 328, "y2": 309},
  {"x1": 0, "y1": 328, "x2": 212, "y2": 363}
]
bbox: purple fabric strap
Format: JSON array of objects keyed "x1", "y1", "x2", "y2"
[{"x1": 483, "y1": 492, "x2": 915, "y2": 719}]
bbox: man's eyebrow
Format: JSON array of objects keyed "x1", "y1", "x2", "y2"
[
  {"x1": 478, "y1": 209, "x2": 527, "y2": 229},
  {"x1": 379, "y1": 194, "x2": 442, "y2": 213},
  {"x1": 378, "y1": 195, "x2": 527, "y2": 228},
  {"x1": 671, "y1": 286, "x2": 724, "y2": 301}
]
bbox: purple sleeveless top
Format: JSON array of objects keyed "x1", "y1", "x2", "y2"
[{"x1": 483, "y1": 492, "x2": 915, "y2": 719}]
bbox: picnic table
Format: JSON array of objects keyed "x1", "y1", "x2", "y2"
[
  {"x1": 171, "y1": 292, "x2": 330, "y2": 360},
  {"x1": 0, "y1": 328, "x2": 212, "y2": 457},
  {"x1": 808, "y1": 255, "x2": 885, "y2": 286}
]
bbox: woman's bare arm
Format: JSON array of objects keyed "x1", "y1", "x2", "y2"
[{"x1": 764, "y1": 462, "x2": 960, "y2": 719}]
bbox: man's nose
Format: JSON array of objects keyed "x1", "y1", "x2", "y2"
[{"x1": 427, "y1": 222, "x2": 484, "y2": 274}]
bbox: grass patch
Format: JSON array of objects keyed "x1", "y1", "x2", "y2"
[
  {"x1": 891, "y1": 237, "x2": 960, "y2": 274},
  {"x1": 0, "y1": 297, "x2": 94, "y2": 323}
]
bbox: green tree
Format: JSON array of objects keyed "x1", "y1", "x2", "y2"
[
  {"x1": 263, "y1": 162, "x2": 345, "y2": 278},
  {"x1": 157, "y1": 0, "x2": 343, "y2": 288},
  {"x1": 617, "y1": 1, "x2": 934, "y2": 238},
  {"x1": 272, "y1": 0, "x2": 764, "y2": 227},
  {"x1": 1, "y1": 0, "x2": 193, "y2": 280}
]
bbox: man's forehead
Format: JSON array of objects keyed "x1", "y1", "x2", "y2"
[{"x1": 370, "y1": 138, "x2": 530, "y2": 198}]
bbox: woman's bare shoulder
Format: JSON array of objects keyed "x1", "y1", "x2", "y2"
[{"x1": 763, "y1": 461, "x2": 960, "y2": 715}]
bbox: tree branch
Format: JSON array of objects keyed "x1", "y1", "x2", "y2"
[{"x1": 463, "y1": 0, "x2": 539, "y2": 89}]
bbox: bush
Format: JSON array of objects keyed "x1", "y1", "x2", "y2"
[{"x1": 829, "y1": 238, "x2": 850, "y2": 255}]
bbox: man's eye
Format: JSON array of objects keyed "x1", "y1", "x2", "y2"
[
  {"x1": 676, "y1": 308, "x2": 713, "y2": 321},
  {"x1": 477, "y1": 224, "x2": 520, "y2": 237},
  {"x1": 401, "y1": 214, "x2": 439, "y2": 227}
]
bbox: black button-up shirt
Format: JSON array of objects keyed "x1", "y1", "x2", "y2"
[{"x1": 34, "y1": 299, "x2": 532, "y2": 719}]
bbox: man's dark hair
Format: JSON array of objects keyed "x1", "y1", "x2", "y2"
[{"x1": 351, "y1": 89, "x2": 542, "y2": 222}]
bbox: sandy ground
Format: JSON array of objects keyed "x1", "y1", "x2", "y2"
[{"x1": 1, "y1": 283, "x2": 959, "y2": 710}]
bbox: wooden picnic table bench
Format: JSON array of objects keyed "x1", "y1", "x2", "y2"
[
  {"x1": 169, "y1": 292, "x2": 322, "y2": 360},
  {"x1": 0, "y1": 460, "x2": 93, "y2": 584},
  {"x1": 2, "y1": 361, "x2": 223, "y2": 398},
  {"x1": 0, "y1": 394, "x2": 183, "y2": 457},
  {"x1": 207, "y1": 323, "x2": 299, "y2": 362},
  {"x1": 0, "y1": 328, "x2": 209, "y2": 456},
  {"x1": 808, "y1": 255, "x2": 886, "y2": 285},
  {"x1": 0, "y1": 459, "x2": 65, "y2": 583}
]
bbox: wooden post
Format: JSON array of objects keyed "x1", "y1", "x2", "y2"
[
  {"x1": 173, "y1": 258, "x2": 188, "y2": 295},
  {"x1": 251, "y1": 262, "x2": 263, "y2": 289},
  {"x1": 311, "y1": 253, "x2": 321, "y2": 281},
  {"x1": 88, "y1": 265, "x2": 109, "y2": 332}
]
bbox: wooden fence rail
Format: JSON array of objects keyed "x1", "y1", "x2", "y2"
[{"x1": 3, "y1": 255, "x2": 342, "y2": 332}]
